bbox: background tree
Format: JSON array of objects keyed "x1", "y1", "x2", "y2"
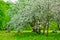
[{"x1": 0, "y1": 1, "x2": 10, "y2": 30}]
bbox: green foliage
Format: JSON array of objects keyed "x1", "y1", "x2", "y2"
[
  {"x1": 0, "y1": 1, "x2": 10, "y2": 30},
  {"x1": 25, "y1": 23, "x2": 32, "y2": 30}
]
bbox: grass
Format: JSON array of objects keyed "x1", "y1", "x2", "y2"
[{"x1": 0, "y1": 31, "x2": 60, "y2": 40}]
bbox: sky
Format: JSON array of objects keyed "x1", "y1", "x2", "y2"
[{"x1": 4, "y1": 0, "x2": 18, "y2": 3}]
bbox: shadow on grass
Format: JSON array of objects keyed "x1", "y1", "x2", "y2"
[
  {"x1": 14, "y1": 32, "x2": 39, "y2": 38},
  {"x1": 46, "y1": 33, "x2": 60, "y2": 40},
  {"x1": 13, "y1": 32, "x2": 60, "y2": 40},
  {"x1": 14, "y1": 32, "x2": 45, "y2": 40}
]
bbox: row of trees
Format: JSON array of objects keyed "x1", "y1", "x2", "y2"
[
  {"x1": 0, "y1": 0, "x2": 60, "y2": 36},
  {"x1": 5, "y1": 0, "x2": 60, "y2": 36}
]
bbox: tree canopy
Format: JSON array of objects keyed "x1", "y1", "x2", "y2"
[
  {"x1": 6, "y1": 0, "x2": 60, "y2": 32},
  {"x1": 0, "y1": 1, "x2": 10, "y2": 30}
]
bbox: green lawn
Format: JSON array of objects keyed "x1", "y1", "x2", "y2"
[{"x1": 0, "y1": 31, "x2": 60, "y2": 40}]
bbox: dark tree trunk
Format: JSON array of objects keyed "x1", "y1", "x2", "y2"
[
  {"x1": 17, "y1": 30, "x2": 20, "y2": 33},
  {"x1": 46, "y1": 22, "x2": 49, "y2": 36},
  {"x1": 43, "y1": 23, "x2": 46, "y2": 34},
  {"x1": 36, "y1": 27, "x2": 40, "y2": 34},
  {"x1": 57, "y1": 24, "x2": 60, "y2": 30},
  {"x1": 57, "y1": 19, "x2": 60, "y2": 30},
  {"x1": 6, "y1": 28, "x2": 10, "y2": 33},
  {"x1": 32, "y1": 28, "x2": 36, "y2": 32},
  {"x1": 29, "y1": 20, "x2": 36, "y2": 32},
  {"x1": 32, "y1": 26, "x2": 40, "y2": 34},
  {"x1": 29, "y1": 16, "x2": 41, "y2": 34},
  {"x1": 32, "y1": 27, "x2": 36, "y2": 32}
]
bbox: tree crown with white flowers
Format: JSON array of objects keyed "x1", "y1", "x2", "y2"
[{"x1": 7, "y1": 0, "x2": 60, "y2": 31}]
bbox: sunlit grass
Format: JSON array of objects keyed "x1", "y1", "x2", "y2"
[{"x1": 0, "y1": 31, "x2": 60, "y2": 40}]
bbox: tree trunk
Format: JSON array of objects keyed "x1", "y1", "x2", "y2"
[
  {"x1": 17, "y1": 30, "x2": 20, "y2": 33},
  {"x1": 29, "y1": 18, "x2": 40, "y2": 34},
  {"x1": 32, "y1": 27, "x2": 36, "y2": 32},
  {"x1": 57, "y1": 24, "x2": 60, "y2": 30},
  {"x1": 36, "y1": 27, "x2": 40, "y2": 34},
  {"x1": 29, "y1": 20, "x2": 36, "y2": 32},
  {"x1": 6, "y1": 28, "x2": 10, "y2": 33},
  {"x1": 46, "y1": 22, "x2": 49, "y2": 36},
  {"x1": 57, "y1": 19, "x2": 60, "y2": 30},
  {"x1": 32, "y1": 26, "x2": 40, "y2": 34},
  {"x1": 43, "y1": 23, "x2": 46, "y2": 34}
]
